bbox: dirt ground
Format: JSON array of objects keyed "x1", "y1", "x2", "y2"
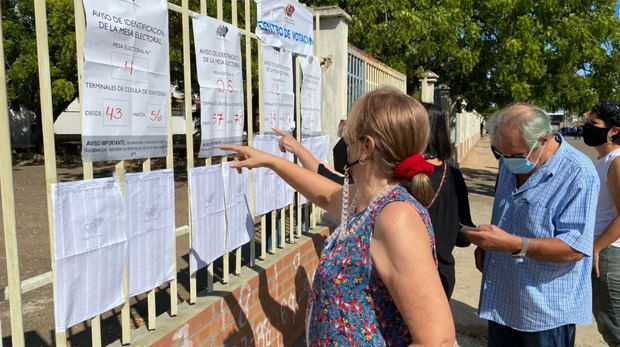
[
  {"x1": 0, "y1": 156, "x2": 198, "y2": 346},
  {"x1": 0, "y1": 136, "x2": 611, "y2": 346}
]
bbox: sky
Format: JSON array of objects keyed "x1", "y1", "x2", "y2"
[{"x1": 617, "y1": 1, "x2": 620, "y2": 19}]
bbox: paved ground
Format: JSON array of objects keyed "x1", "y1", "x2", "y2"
[{"x1": 0, "y1": 135, "x2": 609, "y2": 346}]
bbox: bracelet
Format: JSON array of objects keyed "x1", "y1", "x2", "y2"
[{"x1": 512, "y1": 237, "x2": 529, "y2": 258}]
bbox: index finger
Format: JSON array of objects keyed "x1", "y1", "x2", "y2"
[
  {"x1": 220, "y1": 144, "x2": 244, "y2": 152},
  {"x1": 272, "y1": 128, "x2": 288, "y2": 137}
]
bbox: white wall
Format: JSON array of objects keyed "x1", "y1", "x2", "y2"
[
  {"x1": 316, "y1": 7, "x2": 350, "y2": 165},
  {"x1": 455, "y1": 110, "x2": 484, "y2": 163}
]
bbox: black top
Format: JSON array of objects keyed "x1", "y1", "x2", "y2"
[
  {"x1": 317, "y1": 163, "x2": 345, "y2": 185},
  {"x1": 426, "y1": 162, "x2": 474, "y2": 299}
]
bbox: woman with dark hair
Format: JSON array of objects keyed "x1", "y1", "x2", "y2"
[
  {"x1": 585, "y1": 102, "x2": 620, "y2": 345},
  {"x1": 423, "y1": 102, "x2": 475, "y2": 299}
]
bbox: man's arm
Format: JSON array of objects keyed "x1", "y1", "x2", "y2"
[
  {"x1": 463, "y1": 225, "x2": 583, "y2": 262},
  {"x1": 464, "y1": 170, "x2": 599, "y2": 262}
]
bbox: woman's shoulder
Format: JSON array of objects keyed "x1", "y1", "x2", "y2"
[
  {"x1": 370, "y1": 186, "x2": 425, "y2": 218},
  {"x1": 389, "y1": 186, "x2": 425, "y2": 206}
]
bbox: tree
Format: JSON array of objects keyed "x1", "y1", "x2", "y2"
[
  {"x1": 3, "y1": 0, "x2": 76, "y2": 119},
  {"x1": 305, "y1": 0, "x2": 620, "y2": 115},
  {"x1": 4, "y1": 0, "x2": 618, "y2": 131}
]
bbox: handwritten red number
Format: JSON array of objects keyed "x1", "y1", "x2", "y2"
[
  {"x1": 212, "y1": 113, "x2": 224, "y2": 125},
  {"x1": 105, "y1": 106, "x2": 123, "y2": 120},
  {"x1": 234, "y1": 114, "x2": 243, "y2": 125},
  {"x1": 216, "y1": 79, "x2": 234, "y2": 93},
  {"x1": 150, "y1": 110, "x2": 163, "y2": 122},
  {"x1": 124, "y1": 60, "x2": 134, "y2": 76},
  {"x1": 270, "y1": 112, "x2": 277, "y2": 125}
]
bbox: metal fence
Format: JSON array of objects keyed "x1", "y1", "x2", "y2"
[
  {"x1": 0, "y1": 2, "x2": 408, "y2": 346},
  {"x1": 0, "y1": 0, "x2": 320, "y2": 346},
  {"x1": 346, "y1": 44, "x2": 407, "y2": 112}
]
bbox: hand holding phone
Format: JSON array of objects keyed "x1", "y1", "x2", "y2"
[{"x1": 460, "y1": 222, "x2": 480, "y2": 231}]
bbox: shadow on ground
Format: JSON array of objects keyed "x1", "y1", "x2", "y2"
[
  {"x1": 459, "y1": 167, "x2": 497, "y2": 197},
  {"x1": 450, "y1": 298, "x2": 487, "y2": 340}
]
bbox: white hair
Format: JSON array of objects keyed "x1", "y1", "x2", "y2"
[{"x1": 488, "y1": 103, "x2": 552, "y2": 148}]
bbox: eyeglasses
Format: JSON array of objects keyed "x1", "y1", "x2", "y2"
[
  {"x1": 492, "y1": 140, "x2": 540, "y2": 159},
  {"x1": 492, "y1": 148, "x2": 529, "y2": 159}
]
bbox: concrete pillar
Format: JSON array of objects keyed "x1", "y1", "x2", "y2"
[
  {"x1": 419, "y1": 70, "x2": 439, "y2": 104},
  {"x1": 315, "y1": 6, "x2": 351, "y2": 165}
]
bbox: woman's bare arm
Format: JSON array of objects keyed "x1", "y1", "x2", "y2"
[{"x1": 371, "y1": 202, "x2": 455, "y2": 347}]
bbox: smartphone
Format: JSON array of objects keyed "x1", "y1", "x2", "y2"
[{"x1": 459, "y1": 222, "x2": 480, "y2": 231}]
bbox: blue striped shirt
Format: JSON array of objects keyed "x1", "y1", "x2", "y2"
[{"x1": 479, "y1": 135, "x2": 600, "y2": 331}]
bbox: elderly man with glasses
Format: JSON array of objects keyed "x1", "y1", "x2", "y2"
[{"x1": 462, "y1": 103, "x2": 600, "y2": 347}]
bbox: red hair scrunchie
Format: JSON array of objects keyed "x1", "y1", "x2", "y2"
[{"x1": 394, "y1": 154, "x2": 434, "y2": 180}]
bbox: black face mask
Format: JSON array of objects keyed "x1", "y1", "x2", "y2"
[
  {"x1": 583, "y1": 123, "x2": 610, "y2": 147},
  {"x1": 343, "y1": 141, "x2": 360, "y2": 182}
]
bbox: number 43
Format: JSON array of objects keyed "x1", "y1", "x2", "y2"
[{"x1": 105, "y1": 106, "x2": 123, "y2": 120}]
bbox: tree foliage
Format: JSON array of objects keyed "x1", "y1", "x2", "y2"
[
  {"x1": 3, "y1": 0, "x2": 77, "y2": 117},
  {"x1": 305, "y1": 0, "x2": 620, "y2": 114},
  {"x1": 1, "y1": 0, "x2": 257, "y2": 121},
  {"x1": 2, "y1": 0, "x2": 618, "y2": 122}
]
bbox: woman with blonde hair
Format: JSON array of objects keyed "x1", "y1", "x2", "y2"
[{"x1": 222, "y1": 87, "x2": 455, "y2": 346}]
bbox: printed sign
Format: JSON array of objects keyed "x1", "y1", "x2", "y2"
[
  {"x1": 52, "y1": 177, "x2": 126, "y2": 331},
  {"x1": 262, "y1": 44, "x2": 295, "y2": 133},
  {"x1": 189, "y1": 165, "x2": 227, "y2": 271},
  {"x1": 81, "y1": 0, "x2": 170, "y2": 161},
  {"x1": 222, "y1": 163, "x2": 253, "y2": 252},
  {"x1": 193, "y1": 15, "x2": 245, "y2": 157},
  {"x1": 253, "y1": 135, "x2": 294, "y2": 214},
  {"x1": 255, "y1": 0, "x2": 314, "y2": 56},
  {"x1": 300, "y1": 55, "x2": 321, "y2": 136},
  {"x1": 125, "y1": 169, "x2": 175, "y2": 297}
]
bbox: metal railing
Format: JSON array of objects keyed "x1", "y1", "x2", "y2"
[
  {"x1": 0, "y1": 1, "x2": 320, "y2": 346},
  {"x1": 1, "y1": 2, "x2": 407, "y2": 346},
  {"x1": 347, "y1": 43, "x2": 407, "y2": 112}
]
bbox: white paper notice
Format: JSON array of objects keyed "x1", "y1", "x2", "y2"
[
  {"x1": 299, "y1": 136, "x2": 312, "y2": 205},
  {"x1": 253, "y1": 134, "x2": 294, "y2": 214},
  {"x1": 253, "y1": 135, "x2": 278, "y2": 215},
  {"x1": 81, "y1": 0, "x2": 170, "y2": 161},
  {"x1": 189, "y1": 166, "x2": 227, "y2": 271},
  {"x1": 222, "y1": 163, "x2": 254, "y2": 252},
  {"x1": 52, "y1": 178, "x2": 126, "y2": 332},
  {"x1": 125, "y1": 169, "x2": 175, "y2": 297},
  {"x1": 300, "y1": 55, "x2": 322, "y2": 137},
  {"x1": 299, "y1": 135, "x2": 329, "y2": 204},
  {"x1": 277, "y1": 149, "x2": 295, "y2": 209},
  {"x1": 255, "y1": 0, "x2": 315, "y2": 56},
  {"x1": 262, "y1": 44, "x2": 295, "y2": 133},
  {"x1": 193, "y1": 15, "x2": 245, "y2": 157},
  {"x1": 313, "y1": 135, "x2": 330, "y2": 163}
]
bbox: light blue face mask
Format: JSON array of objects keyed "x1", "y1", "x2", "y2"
[{"x1": 503, "y1": 140, "x2": 547, "y2": 174}]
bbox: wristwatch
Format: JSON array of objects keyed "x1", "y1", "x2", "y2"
[{"x1": 512, "y1": 237, "x2": 529, "y2": 258}]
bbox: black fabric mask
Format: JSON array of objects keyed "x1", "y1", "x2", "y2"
[
  {"x1": 343, "y1": 141, "x2": 359, "y2": 184},
  {"x1": 583, "y1": 123, "x2": 610, "y2": 147}
]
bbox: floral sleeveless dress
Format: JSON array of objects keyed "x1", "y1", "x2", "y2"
[{"x1": 306, "y1": 186, "x2": 436, "y2": 346}]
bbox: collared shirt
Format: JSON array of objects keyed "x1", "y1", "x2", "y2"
[{"x1": 479, "y1": 135, "x2": 600, "y2": 332}]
